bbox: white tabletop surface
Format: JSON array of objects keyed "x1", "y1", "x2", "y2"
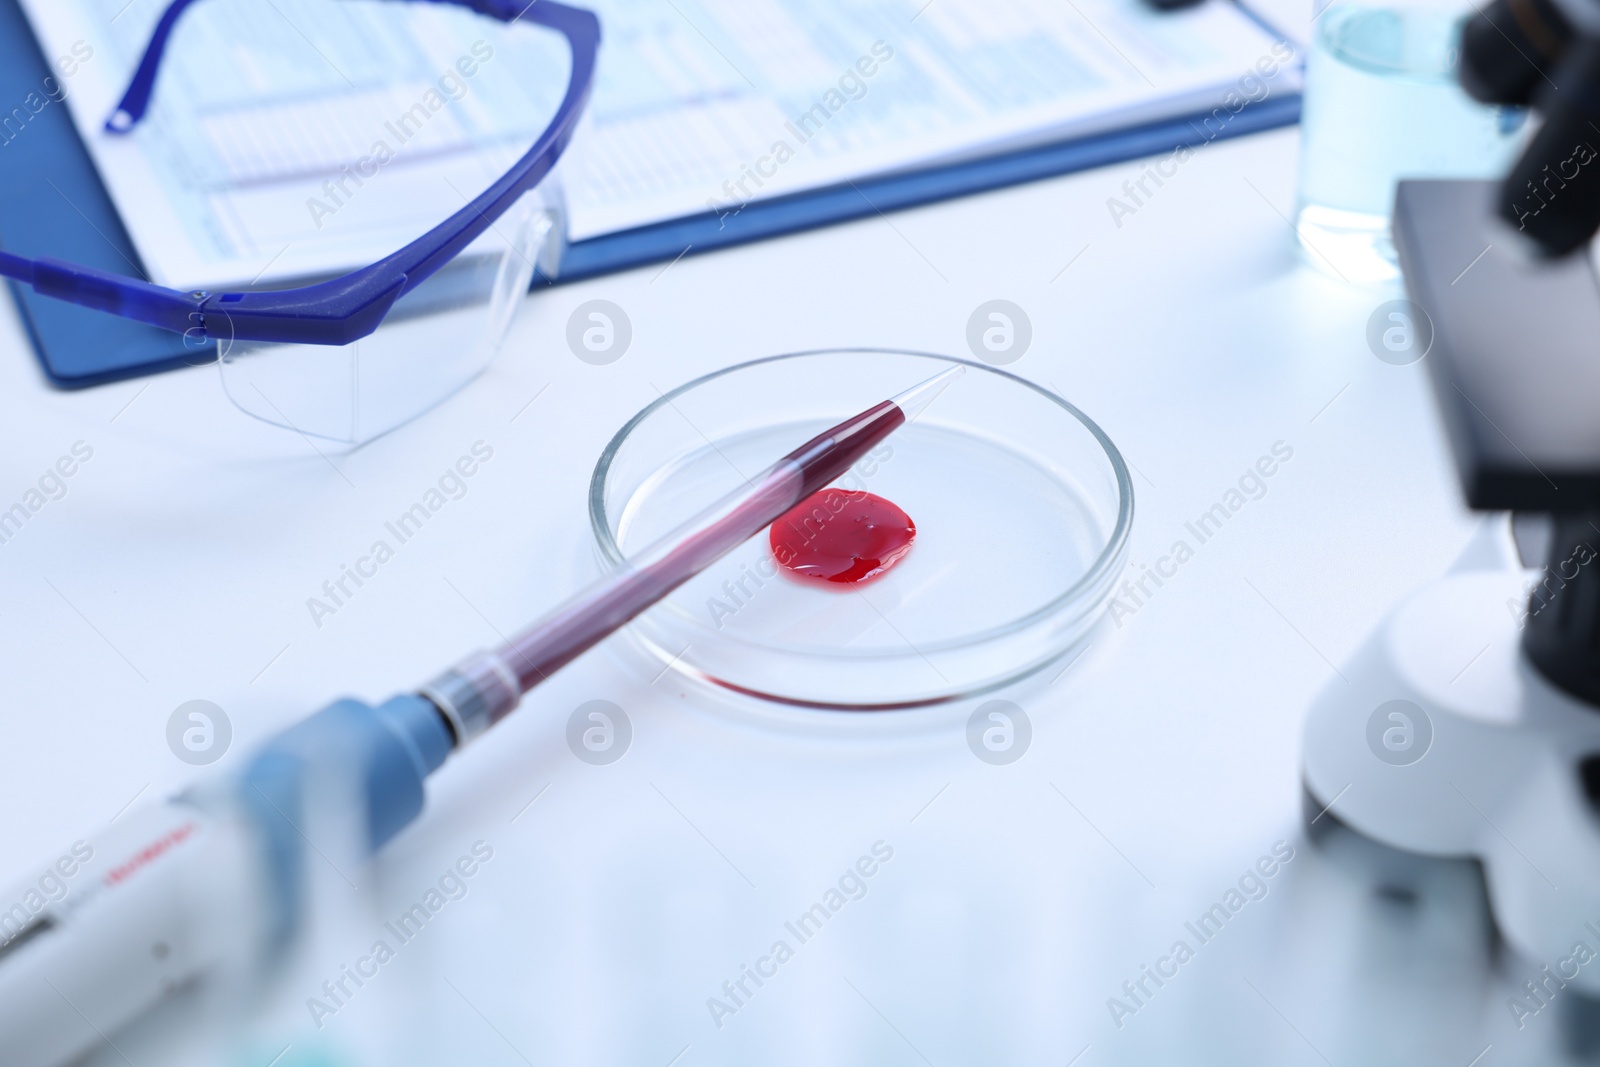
[{"x1": 1, "y1": 31, "x2": 1572, "y2": 1063}]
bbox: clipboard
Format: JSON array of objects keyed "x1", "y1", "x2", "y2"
[{"x1": 0, "y1": 0, "x2": 1301, "y2": 388}]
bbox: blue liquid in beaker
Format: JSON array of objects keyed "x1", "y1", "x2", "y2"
[{"x1": 1295, "y1": 4, "x2": 1526, "y2": 282}]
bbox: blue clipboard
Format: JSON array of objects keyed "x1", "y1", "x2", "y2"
[{"x1": 0, "y1": 0, "x2": 1300, "y2": 388}]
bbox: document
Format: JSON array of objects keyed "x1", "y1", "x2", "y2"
[{"x1": 17, "y1": 0, "x2": 1296, "y2": 289}]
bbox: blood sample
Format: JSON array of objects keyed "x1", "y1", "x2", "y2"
[{"x1": 769, "y1": 489, "x2": 916, "y2": 586}]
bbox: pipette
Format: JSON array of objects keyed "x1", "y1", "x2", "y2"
[{"x1": 0, "y1": 364, "x2": 963, "y2": 1067}]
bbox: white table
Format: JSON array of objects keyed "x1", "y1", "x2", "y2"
[{"x1": 4, "y1": 105, "x2": 1567, "y2": 1064}]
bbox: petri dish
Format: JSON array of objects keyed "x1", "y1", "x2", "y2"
[{"x1": 589, "y1": 349, "x2": 1132, "y2": 709}]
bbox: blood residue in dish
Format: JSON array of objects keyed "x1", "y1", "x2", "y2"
[{"x1": 768, "y1": 489, "x2": 916, "y2": 586}]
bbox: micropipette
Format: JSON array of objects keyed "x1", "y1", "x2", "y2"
[{"x1": 0, "y1": 364, "x2": 963, "y2": 1067}]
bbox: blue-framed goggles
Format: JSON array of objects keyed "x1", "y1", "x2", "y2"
[{"x1": 0, "y1": 0, "x2": 599, "y2": 443}]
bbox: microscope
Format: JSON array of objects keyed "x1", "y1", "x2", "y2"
[{"x1": 1303, "y1": 0, "x2": 1600, "y2": 999}]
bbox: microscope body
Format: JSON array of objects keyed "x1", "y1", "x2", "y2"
[{"x1": 1303, "y1": 163, "x2": 1600, "y2": 988}]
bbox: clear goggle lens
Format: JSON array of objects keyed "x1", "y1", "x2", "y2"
[{"x1": 217, "y1": 191, "x2": 553, "y2": 445}]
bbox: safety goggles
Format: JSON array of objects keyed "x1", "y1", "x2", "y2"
[{"x1": 0, "y1": 0, "x2": 598, "y2": 444}]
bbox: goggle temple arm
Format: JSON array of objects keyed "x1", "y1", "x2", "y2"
[
  {"x1": 0, "y1": 252, "x2": 409, "y2": 345},
  {"x1": 0, "y1": 251, "x2": 205, "y2": 332}
]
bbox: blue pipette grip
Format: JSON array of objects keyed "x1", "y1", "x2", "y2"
[{"x1": 238, "y1": 694, "x2": 452, "y2": 949}]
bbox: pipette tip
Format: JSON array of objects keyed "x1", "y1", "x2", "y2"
[{"x1": 891, "y1": 363, "x2": 965, "y2": 422}]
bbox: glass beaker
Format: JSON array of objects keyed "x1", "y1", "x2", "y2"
[{"x1": 1294, "y1": 0, "x2": 1529, "y2": 283}]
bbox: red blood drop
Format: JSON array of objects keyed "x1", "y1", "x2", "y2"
[{"x1": 768, "y1": 489, "x2": 916, "y2": 586}]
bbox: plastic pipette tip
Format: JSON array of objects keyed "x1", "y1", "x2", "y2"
[{"x1": 891, "y1": 364, "x2": 965, "y2": 422}]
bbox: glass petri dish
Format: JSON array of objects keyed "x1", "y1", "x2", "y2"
[{"x1": 589, "y1": 349, "x2": 1133, "y2": 709}]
